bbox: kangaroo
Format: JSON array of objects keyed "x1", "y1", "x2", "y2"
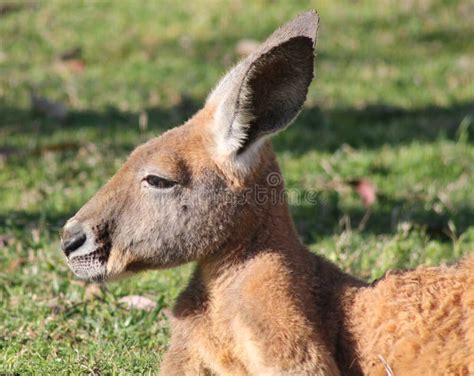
[{"x1": 61, "y1": 11, "x2": 474, "y2": 375}]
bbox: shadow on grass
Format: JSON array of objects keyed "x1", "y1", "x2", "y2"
[
  {"x1": 275, "y1": 101, "x2": 474, "y2": 154},
  {"x1": 1, "y1": 99, "x2": 473, "y2": 154},
  {"x1": 291, "y1": 191, "x2": 474, "y2": 244},
  {"x1": 0, "y1": 95, "x2": 199, "y2": 140}
]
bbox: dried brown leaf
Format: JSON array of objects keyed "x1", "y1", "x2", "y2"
[
  {"x1": 65, "y1": 59, "x2": 86, "y2": 73},
  {"x1": 118, "y1": 295, "x2": 157, "y2": 312},
  {"x1": 349, "y1": 179, "x2": 377, "y2": 207}
]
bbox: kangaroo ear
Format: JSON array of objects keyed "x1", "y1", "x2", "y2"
[{"x1": 207, "y1": 10, "x2": 318, "y2": 162}]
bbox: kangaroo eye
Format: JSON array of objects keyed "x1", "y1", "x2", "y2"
[{"x1": 144, "y1": 175, "x2": 176, "y2": 189}]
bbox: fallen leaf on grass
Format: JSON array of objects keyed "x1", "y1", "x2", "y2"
[
  {"x1": 349, "y1": 179, "x2": 377, "y2": 207},
  {"x1": 53, "y1": 59, "x2": 86, "y2": 76},
  {"x1": 56, "y1": 47, "x2": 86, "y2": 73},
  {"x1": 119, "y1": 295, "x2": 157, "y2": 312},
  {"x1": 65, "y1": 59, "x2": 86, "y2": 73}
]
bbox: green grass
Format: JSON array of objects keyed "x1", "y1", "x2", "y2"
[{"x1": 1, "y1": 0, "x2": 473, "y2": 373}]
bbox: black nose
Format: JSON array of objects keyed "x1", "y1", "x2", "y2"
[{"x1": 61, "y1": 224, "x2": 87, "y2": 257}]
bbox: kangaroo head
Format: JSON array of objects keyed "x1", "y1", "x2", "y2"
[{"x1": 61, "y1": 11, "x2": 318, "y2": 282}]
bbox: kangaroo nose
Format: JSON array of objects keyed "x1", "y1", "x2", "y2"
[{"x1": 61, "y1": 221, "x2": 87, "y2": 257}]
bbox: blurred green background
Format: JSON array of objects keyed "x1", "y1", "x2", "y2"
[{"x1": 1, "y1": 0, "x2": 473, "y2": 373}]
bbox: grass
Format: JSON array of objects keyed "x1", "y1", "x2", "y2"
[{"x1": 1, "y1": 0, "x2": 473, "y2": 373}]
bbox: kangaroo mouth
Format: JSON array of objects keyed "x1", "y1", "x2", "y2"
[
  {"x1": 67, "y1": 250, "x2": 108, "y2": 282},
  {"x1": 64, "y1": 221, "x2": 114, "y2": 282}
]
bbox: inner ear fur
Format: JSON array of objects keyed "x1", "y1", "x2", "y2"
[
  {"x1": 237, "y1": 36, "x2": 315, "y2": 153},
  {"x1": 208, "y1": 10, "x2": 319, "y2": 157}
]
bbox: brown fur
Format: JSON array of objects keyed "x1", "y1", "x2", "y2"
[{"x1": 61, "y1": 11, "x2": 474, "y2": 375}]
